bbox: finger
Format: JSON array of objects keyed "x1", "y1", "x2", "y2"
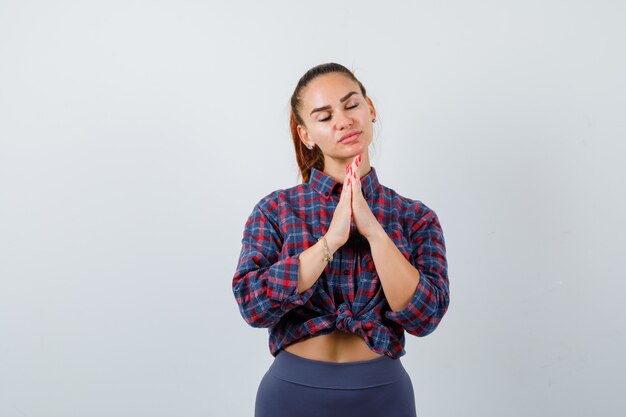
[
  {"x1": 350, "y1": 166, "x2": 357, "y2": 198},
  {"x1": 346, "y1": 163, "x2": 352, "y2": 188},
  {"x1": 350, "y1": 156, "x2": 358, "y2": 178},
  {"x1": 341, "y1": 163, "x2": 352, "y2": 199},
  {"x1": 351, "y1": 156, "x2": 362, "y2": 195},
  {"x1": 349, "y1": 159, "x2": 356, "y2": 196}
]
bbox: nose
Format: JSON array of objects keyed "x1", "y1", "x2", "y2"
[{"x1": 335, "y1": 109, "x2": 352, "y2": 130}]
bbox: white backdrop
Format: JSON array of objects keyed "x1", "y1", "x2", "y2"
[{"x1": 1, "y1": 1, "x2": 625, "y2": 416}]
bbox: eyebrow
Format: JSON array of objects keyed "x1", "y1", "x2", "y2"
[{"x1": 309, "y1": 91, "x2": 359, "y2": 116}]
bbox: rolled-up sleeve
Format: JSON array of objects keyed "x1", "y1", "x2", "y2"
[
  {"x1": 384, "y1": 206, "x2": 450, "y2": 337},
  {"x1": 232, "y1": 200, "x2": 316, "y2": 328}
]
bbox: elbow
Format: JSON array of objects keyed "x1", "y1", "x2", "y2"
[
  {"x1": 232, "y1": 286, "x2": 282, "y2": 329},
  {"x1": 235, "y1": 299, "x2": 279, "y2": 329},
  {"x1": 408, "y1": 291, "x2": 450, "y2": 337},
  {"x1": 232, "y1": 294, "x2": 278, "y2": 330},
  {"x1": 411, "y1": 317, "x2": 441, "y2": 338},
  {"x1": 242, "y1": 314, "x2": 274, "y2": 329},
  {"x1": 407, "y1": 313, "x2": 445, "y2": 338}
]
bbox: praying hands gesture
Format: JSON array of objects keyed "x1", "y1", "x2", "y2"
[{"x1": 324, "y1": 153, "x2": 385, "y2": 254}]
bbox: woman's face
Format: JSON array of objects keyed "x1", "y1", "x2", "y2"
[{"x1": 297, "y1": 72, "x2": 376, "y2": 164}]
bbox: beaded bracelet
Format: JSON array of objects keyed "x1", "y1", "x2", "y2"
[{"x1": 318, "y1": 236, "x2": 333, "y2": 262}]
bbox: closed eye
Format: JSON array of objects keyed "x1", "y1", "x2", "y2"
[{"x1": 319, "y1": 103, "x2": 359, "y2": 122}]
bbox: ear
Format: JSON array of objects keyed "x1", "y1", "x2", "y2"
[
  {"x1": 365, "y1": 96, "x2": 377, "y2": 121},
  {"x1": 297, "y1": 124, "x2": 312, "y2": 148}
]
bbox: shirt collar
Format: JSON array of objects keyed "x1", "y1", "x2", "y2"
[{"x1": 308, "y1": 166, "x2": 381, "y2": 200}]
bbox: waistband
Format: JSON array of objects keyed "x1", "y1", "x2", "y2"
[{"x1": 268, "y1": 349, "x2": 408, "y2": 389}]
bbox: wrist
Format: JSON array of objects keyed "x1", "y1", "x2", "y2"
[
  {"x1": 323, "y1": 233, "x2": 341, "y2": 255},
  {"x1": 366, "y1": 224, "x2": 388, "y2": 245}
]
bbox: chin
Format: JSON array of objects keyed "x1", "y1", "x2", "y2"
[{"x1": 347, "y1": 142, "x2": 368, "y2": 153}]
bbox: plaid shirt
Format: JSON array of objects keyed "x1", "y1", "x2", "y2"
[{"x1": 232, "y1": 166, "x2": 449, "y2": 359}]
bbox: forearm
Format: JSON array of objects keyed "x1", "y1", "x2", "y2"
[
  {"x1": 367, "y1": 224, "x2": 421, "y2": 312},
  {"x1": 296, "y1": 235, "x2": 338, "y2": 294}
]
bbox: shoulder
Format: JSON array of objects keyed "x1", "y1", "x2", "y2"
[
  {"x1": 380, "y1": 184, "x2": 440, "y2": 227},
  {"x1": 249, "y1": 183, "x2": 310, "y2": 218}
]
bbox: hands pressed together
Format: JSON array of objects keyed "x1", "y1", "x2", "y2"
[{"x1": 325, "y1": 153, "x2": 384, "y2": 253}]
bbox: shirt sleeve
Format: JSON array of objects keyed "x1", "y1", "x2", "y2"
[
  {"x1": 384, "y1": 206, "x2": 450, "y2": 337},
  {"x1": 232, "y1": 199, "x2": 317, "y2": 328}
]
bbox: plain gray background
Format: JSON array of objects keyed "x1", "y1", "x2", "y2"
[{"x1": 1, "y1": 1, "x2": 625, "y2": 416}]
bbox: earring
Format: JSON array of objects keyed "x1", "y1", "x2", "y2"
[
  {"x1": 372, "y1": 118, "x2": 376, "y2": 123},
  {"x1": 305, "y1": 143, "x2": 313, "y2": 150}
]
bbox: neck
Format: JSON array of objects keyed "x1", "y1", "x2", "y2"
[{"x1": 323, "y1": 153, "x2": 372, "y2": 183}]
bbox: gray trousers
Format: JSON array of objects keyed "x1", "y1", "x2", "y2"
[{"x1": 255, "y1": 349, "x2": 418, "y2": 417}]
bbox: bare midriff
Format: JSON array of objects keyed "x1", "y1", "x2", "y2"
[{"x1": 282, "y1": 330, "x2": 384, "y2": 363}]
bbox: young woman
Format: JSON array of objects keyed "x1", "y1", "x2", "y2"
[{"x1": 232, "y1": 62, "x2": 450, "y2": 417}]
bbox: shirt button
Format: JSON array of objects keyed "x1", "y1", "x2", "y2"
[
  {"x1": 343, "y1": 270, "x2": 349, "y2": 275},
  {"x1": 324, "y1": 192, "x2": 329, "y2": 196}
]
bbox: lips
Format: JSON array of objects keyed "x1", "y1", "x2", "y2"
[{"x1": 339, "y1": 130, "x2": 362, "y2": 143}]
